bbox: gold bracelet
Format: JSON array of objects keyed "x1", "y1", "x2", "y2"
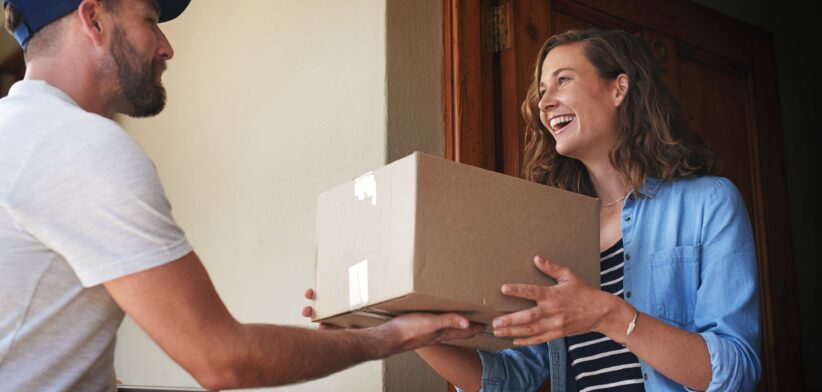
[{"x1": 626, "y1": 311, "x2": 639, "y2": 337}]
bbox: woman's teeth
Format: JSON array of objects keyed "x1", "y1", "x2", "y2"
[{"x1": 550, "y1": 115, "x2": 575, "y2": 132}]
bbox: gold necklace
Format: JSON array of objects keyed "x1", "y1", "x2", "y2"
[{"x1": 600, "y1": 194, "x2": 628, "y2": 208}]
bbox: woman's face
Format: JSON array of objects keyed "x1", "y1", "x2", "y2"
[{"x1": 537, "y1": 42, "x2": 625, "y2": 163}]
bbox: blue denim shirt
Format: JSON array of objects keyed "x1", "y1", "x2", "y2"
[{"x1": 462, "y1": 176, "x2": 761, "y2": 392}]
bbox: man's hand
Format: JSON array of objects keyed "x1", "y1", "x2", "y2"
[
  {"x1": 374, "y1": 312, "x2": 482, "y2": 356},
  {"x1": 302, "y1": 288, "x2": 483, "y2": 357}
]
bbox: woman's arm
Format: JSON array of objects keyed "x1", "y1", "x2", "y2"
[
  {"x1": 416, "y1": 345, "x2": 483, "y2": 391},
  {"x1": 492, "y1": 257, "x2": 712, "y2": 390},
  {"x1": 599, "y1": 295, "x2": 712, "y2": 389}
]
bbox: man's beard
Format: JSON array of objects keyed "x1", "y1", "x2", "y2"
[{"x1": 110, "y1": 26, "x2": 167, "y2": 118}]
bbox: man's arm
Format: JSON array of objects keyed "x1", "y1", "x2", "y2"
[{"x1": 105, "y1": 251, "x2": 476, "y2": 390}]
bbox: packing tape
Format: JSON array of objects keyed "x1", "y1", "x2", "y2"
[
  {"x1": 354, "y1": 172, "x2": 377, "y2": 206},
  {"x1": 349, "y1": 260, "x2": 369, "y2": 308}
]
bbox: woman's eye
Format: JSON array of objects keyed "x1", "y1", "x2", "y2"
[{"x1": 558, "y1": 76, "x2": 570, "y2": 85}]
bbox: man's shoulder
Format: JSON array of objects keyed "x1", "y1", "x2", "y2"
[
  {"x1": 2, "y1": 93, "x2": 123, "y2": 138},
  {"x1": 1, "y1": 95, "x2": 149, "y2": 187}
]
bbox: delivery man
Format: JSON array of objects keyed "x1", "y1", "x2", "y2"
[{"x1": 0, "y1": 1, "x2": 479, "y2": 390}]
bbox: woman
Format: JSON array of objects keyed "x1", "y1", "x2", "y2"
[{"x1": 415, "y1": 29, "x2": 761, "y2": 391}]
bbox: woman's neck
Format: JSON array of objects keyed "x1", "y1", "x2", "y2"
[{"x1": 585, "y1": 158, "x2": 629, "y2": 204}]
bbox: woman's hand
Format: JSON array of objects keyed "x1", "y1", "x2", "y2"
[{"x1": 492, "y1": 256, "x2": 623, "y2": 345}]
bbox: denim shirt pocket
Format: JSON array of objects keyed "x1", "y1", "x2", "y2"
[{"x1": 650, "y1": 245, "x2": 701, "y2": 327}]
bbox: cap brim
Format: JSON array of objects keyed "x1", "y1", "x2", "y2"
[{"x1": 158, "y1": 0, "x2": 191, "y2": 23}]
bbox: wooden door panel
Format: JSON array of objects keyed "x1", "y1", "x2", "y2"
[
  {"x1": 641, "y1": 30, "x2": 680, "y2": 97},
  {"x1": 552, "y1": 11, "x2": 595, "y2": 33},
  {"x1": 677, "y1": 56, "x2": 756, "y2": 214}
]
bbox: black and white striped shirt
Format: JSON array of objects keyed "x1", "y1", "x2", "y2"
[{"x1": 565, "y1": 239, "x2": 645, "y2": 392}]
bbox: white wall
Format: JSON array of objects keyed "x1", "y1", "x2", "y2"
[{"x1": 114, "y1": 0, "x2": 444, "y2": 391}]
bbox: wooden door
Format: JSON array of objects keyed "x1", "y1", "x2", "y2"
[
  {"x1": 0, "y1": 47, "x2": 24, "y2": 97},
  {"x1": 444, "y1": 0, "x2": 802, "y2": 390}
]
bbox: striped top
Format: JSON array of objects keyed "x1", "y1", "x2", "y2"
[{"x1": 565, "y1": 239, "x2": 645, "y2": 392}]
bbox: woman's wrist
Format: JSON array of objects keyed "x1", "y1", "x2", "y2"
[{"x1": 595, "y1": 294, "x2": 637, "y2": 344}]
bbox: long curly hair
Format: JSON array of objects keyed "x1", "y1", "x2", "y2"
[{"x1": 521, "y1": 29, "x2": 720, "y2": 196}]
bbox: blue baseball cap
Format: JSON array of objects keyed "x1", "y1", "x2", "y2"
[{"x1": 3, "y1": 0, "x2": 191, "y2": 48}]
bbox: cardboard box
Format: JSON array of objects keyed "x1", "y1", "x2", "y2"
[{"x1": 312, "y1": 152, "x2": 599, "y2": 351}]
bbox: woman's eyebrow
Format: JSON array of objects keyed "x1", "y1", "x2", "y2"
[{"x1": 551, "y1": 67, "x2": 574, "y2": 76}]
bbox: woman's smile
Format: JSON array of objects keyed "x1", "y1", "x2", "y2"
[{"x1": 547, "y1": 114, "x2": 577, "y2": 135}]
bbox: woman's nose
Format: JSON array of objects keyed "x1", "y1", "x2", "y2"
[{"x1": 538, "y1": 93, "x2": 557, "y2": 113}]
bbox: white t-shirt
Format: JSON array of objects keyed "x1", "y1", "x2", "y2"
[{"x1": 0, "y1": 80, "x2": 192, "y2": 391}]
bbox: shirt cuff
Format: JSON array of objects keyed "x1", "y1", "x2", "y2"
[
  {"x1": 477, "y1": 350, "x2": 507, "y2": 391},
  {"x1": 699, "y1": 331, "x2": 743, "y2": 392}
]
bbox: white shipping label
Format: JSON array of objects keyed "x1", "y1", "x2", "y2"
[
  {"x1": 349, "y1": 260, "x2": 369, "y2": 308},
  {"x1": 354, "y1": 172, "x2": 377, "y2": 206}
]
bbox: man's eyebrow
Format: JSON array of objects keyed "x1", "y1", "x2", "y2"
[{"x1": 147, "y1": 0, "x2": 161, "y2": 18}]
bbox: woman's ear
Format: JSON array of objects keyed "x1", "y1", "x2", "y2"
[{"x1": 613, "y1": 73, "x2": 629, "y2": 107}]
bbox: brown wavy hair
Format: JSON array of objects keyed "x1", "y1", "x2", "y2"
[{"x1": 521, "y1": 29, "x2": 720, "y2": 196}]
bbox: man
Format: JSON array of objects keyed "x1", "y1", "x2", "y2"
[{"x1": 0, "y1": 0, "x2": 479, "y2": 390}]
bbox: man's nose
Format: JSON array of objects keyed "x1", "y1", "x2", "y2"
[{"x1": 156, "y1": 28, "x2": 174, "y2": 60}]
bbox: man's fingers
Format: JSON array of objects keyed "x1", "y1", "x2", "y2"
[
  {"x1": 436, "y1": 324, "x2": 484, "y2": 342},
  {"x1": 301, "y1": 305, "x2": 313, "y2": 318},
  {"x1": 304, "y1": 288, "x2": 315, "y2": 300},
  {"x1": 436, "y1": 313, "x2": 470, "y2": 329}
]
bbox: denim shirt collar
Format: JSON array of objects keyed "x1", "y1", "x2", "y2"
[{"x1": 637, "y1": 177, "x2": 662, "y2": 199}]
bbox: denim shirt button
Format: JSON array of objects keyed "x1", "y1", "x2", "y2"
[
  {"x1": 624, "y1": 216, "x2": 631, "y2": 222},
  {"x1": 643, "y1": 373, "x2": 648, "y2": 380},
  {"x1": 625, "y1": 253, "x2": 630, "y2": 260},
  {"x1": 626, "y1": 291, "x2": 632, "y2": 298}
]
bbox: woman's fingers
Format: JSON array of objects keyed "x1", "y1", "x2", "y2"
[
  {"x1": 493, "y1": 306, "x2": 545, "y2": 329},
  {"x1": 513, "y1": 329, "x2": 559, "y2": 346},
  {"x1": 494, "y1": 316, "x2": 561, "y2": 338},
  {"x1": 501, "y1": 283, "x2": 545, "y2": 301}
]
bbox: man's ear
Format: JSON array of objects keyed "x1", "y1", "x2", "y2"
[
  {"x1": 77, "y1": 0, "x2": 107, "y2": 47},
  {"x1": 613, "y1": 73, "x2": 629, "y2": 107}
]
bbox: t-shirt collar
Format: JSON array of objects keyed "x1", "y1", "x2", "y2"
[{"x1": 8, "y1": 80, "x2": 81, "y2": 108}]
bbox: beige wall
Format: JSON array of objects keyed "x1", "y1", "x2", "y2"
[{"x1": 114, "y1": 0, "x2": 444, "y2": 390}]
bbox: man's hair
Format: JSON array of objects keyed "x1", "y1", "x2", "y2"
[
  {"x1": 3, "y1": 0, "x2": 121, "y2": 61},
  {"x1": 521, "y1": 29, "x2": 720, "y2": 196}
]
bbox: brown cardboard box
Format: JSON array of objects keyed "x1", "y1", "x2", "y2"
[{"x1": 312, "y1": 152, "x2": 599, "y2": 351}]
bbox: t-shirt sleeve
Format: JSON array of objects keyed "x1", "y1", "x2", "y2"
[{"x1": 7, "y1": 118, "x2": 192, "y2": 287}]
